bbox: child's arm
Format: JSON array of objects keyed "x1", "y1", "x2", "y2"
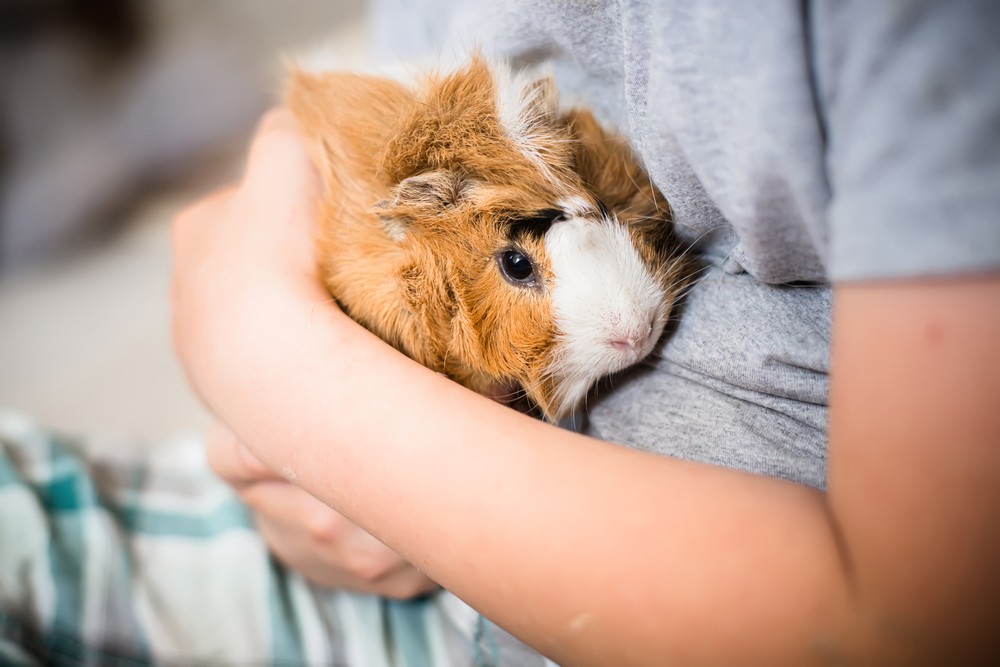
[{"x1": 171, "y1": 111, "x2": 1000, "y2": 665}]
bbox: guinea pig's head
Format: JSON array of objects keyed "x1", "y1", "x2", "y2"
[{"x1": 290, "y1": 56, "x2": 691, "y2": 422}]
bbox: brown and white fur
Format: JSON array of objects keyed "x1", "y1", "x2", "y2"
[{"x1": 287, "y1": 55, "x2": 694, "y2": 422}]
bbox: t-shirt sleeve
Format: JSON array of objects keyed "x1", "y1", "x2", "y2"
[{"x1": 818, "y1": 0, "x2": 1000, "y2": 281}]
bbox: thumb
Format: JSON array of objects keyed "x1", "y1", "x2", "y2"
[
  {"x1": 233, "y1": 108, "x2": 323, "y2": 273},
  {"x1": 241, "y1": 108, "x2": 321, "y2": 211}
]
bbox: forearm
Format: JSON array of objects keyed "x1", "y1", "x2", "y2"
[{"x1": 207, "y1": 285, "x2": 854, "y2": 666}]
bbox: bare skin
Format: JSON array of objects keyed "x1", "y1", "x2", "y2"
[
  {"x1": 171, "y1": 110, "x2": 1000, "y2": 666},
  {"x1": 205, "y1": 421, "x2": 438, "y2": 599}
]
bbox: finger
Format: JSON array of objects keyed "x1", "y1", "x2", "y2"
[
  {"x1": 321, "y1": 554, "x2": 439, "y2": 599},
  {"x1": 246, "y1": 483, "x2": 416, "y2": 583},
  {"x1": 241, "y1": 108, "x2": 320, "y2": 206},
  {"x1": 368, "y1": 561, "x2": 440, "y2": 600},
  {"x1": 205, "y1": 421, "x2": 283, "y2": 488},
  {"x1": 243, "y1": 483, "x2": 397, "y2": 572},
  {"x1": 170, "y1": 185, "x2": 235, "y2": 244},
  {"x1": 241, "y1": 477, "x2": 347, "y2": 536},
  {"x1": 256, "y1": 107, "x2": 300, "y2": 138},
  {"x1": 231, "y1": 109, "x2": 323, "y2": 272},
  {"x1": 257, "y1": 505, "x2": 438, "y2": 599}
]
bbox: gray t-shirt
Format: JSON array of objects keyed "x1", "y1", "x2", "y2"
[{"x1": 371, "y1": 0, "x2": 1000, "y2": 491}]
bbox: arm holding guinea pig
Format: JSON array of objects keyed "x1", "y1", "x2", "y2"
[{"x1": 172, "y1": 109, "x2": 1000, "y2": 665}]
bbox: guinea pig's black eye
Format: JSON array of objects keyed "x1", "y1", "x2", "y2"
[{"x1": 497, "y1": 249, "x2": 536, "y2": 286}]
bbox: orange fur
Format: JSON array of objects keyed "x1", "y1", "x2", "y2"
[{"x1": 287, "y1": 56, "x2": 693, "y2": 421}]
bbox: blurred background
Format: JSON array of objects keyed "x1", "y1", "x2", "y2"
[{"x1": 0, "y1": 0, "x2": 370, "y2": 440}]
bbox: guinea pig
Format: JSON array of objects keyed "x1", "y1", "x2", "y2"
[{"x1": 286, "y1": 54, "x2": 695, "y2": 422}]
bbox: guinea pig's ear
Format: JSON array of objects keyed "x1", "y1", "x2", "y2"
[
  {"x1": 563, "y1": 107, "x2": 666, "y2": 217},
  {"x1": 286, "y1": 66, "x2": 416, "y2": 188},
  {"x1": 495, "y1": 68, "x2": 561, "y2": 147},
  {"x1": 518, "y1": 73, "x2": 559, "y2": 122},
  {"x1": 372, "y1": 170, "x2": 469, "y2": 238}
]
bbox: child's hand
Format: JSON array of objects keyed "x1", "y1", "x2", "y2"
[
  {"x1": 170, "y1": 108, "x2": 342, "y2": 415},
  {"x1": 206, "y1": 421, "x2": 438, "y2": 599},
  {"x1": 172, "y1": 111, "x2": 434, "y2": 597}
]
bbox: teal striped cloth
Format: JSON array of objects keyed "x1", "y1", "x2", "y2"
[{"x1": 0, "y1": 412, "x2": 551, "y2": 667}]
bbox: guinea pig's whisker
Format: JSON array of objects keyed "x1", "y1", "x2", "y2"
[
  {"x1": 716, "y1": 241, "x2": 741, "y2": 268},
  {"x1": 493, "y1": 387, "x2": 527, "y2": 401},
  {"x1": 508, "y1": 379, "x2": 545, "y2": 401},
  {"x1": 671, "y1": 283, "x2": 699, "y2": 305},
  {"x1": 616, "y1": 209, "x2": 657, "y2": 219},
  {"x1": 675, "y1": 261, "x2": 712, "y2": 283},
  {"x1": 646, "y1": 172, "x2": 664, "y2": 217},
  {"x1": 663, "y1": 223, "x2": 728, "y2": 267},
  {"x1": 670, "y1": 271, "x2": 708, "y2": 304},
  {"x1": 610, "y1": 202, "x2": 651, "y2": 218},
  {"x1": 617, "y1": 156, "x2": 666, "y2": 218},
  {"x1": 619, "y1": 155, "x2": 644, "y2": 193}
]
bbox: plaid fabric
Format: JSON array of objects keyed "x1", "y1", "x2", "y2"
[{"x1": 0, "y1": 412, "x2": 552, "y2": 667}]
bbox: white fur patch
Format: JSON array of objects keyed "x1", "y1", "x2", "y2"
[
  {"x1": 545, "y1": 216, "x2": 668, "y2": 416},
  {"x1": 492, "y1": 63, "x2": 560, "y2": 182},
  {"x1": 381, "y1": 218, "x2": 407, "y2": 242},
  {"x1": 558, "y1": 196, "x2": 592, "y2": 218}
]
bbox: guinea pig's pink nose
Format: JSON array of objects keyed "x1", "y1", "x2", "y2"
[
  {"x1": 610, "y1": 338, "x2": 640, "y2": 352},
  {"x1": 609, "y1": 320, "x2": 653, "y2": 352}
]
